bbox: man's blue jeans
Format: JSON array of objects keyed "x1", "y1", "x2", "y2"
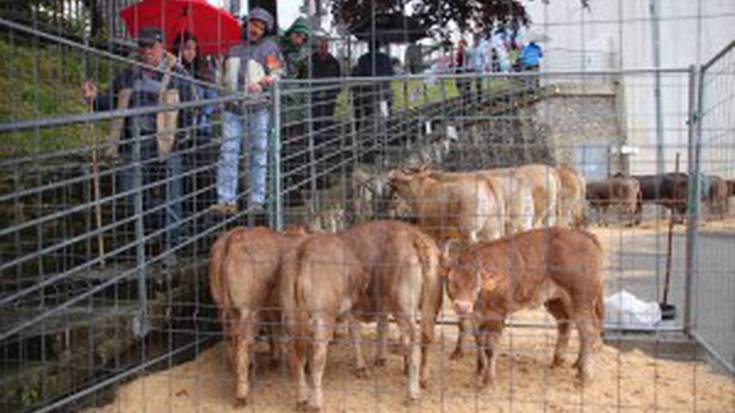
[{"x1": 216, "y1": 110, "x2": 270, "y2": 205}]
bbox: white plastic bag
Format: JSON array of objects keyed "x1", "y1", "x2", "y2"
[{"x1": 604, "y1": 290, "x2": 662, "y2": 328}]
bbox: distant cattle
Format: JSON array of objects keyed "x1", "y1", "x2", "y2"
[
  {"x1": 586, "y1": 177, "x2": 641, "y2": 225},
  {"x1": 443, "y1": 227, "x2": 605, "y2": 386},
  {"x1": 630, "y1": 173, "x2": 688, "y2": 219},
  {"x1": 702, "y1": 175, "x2": 729, "y2": 217}
]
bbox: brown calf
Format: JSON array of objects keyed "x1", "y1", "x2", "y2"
[
  {"x1": 209, "y1": 226, "x2": 309, "y2": 406},
  {"x1": 444, "y1": 227, "x2": 605, "y2": 386},
  {"x1": 280, "y1": 220, "x2": 442, "y2": 411}
]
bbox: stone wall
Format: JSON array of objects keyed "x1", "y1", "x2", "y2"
[{"x1": 524, "y1": 83, "x2": 627, "y2": 177}]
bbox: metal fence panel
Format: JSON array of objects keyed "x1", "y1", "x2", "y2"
[{"x1": 693, "y1": 41, "x2": 735, "y2": 373}]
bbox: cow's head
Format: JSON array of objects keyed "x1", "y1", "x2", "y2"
[{"x1": 441, "y1": 241, "x2": 488, "y2": 317}]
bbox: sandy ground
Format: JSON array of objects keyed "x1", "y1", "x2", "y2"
[
  {"x1": 84, "y1": 325, "x2": 734, "y2": 413},
  {"x1": 83, "y1": 220, "x2": 735, "y2": 413}
]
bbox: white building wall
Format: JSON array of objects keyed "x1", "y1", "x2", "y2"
[{"x1": 525, "y1": 0, "x2": 735, "y2": 174}]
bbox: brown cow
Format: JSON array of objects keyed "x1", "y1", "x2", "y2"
[
  {"x1": 704, "y1": 175, "x2": 729, "y2": 218},
  {"x1": 557, "y1": 165, "x2": 587, "y2": 227},
  {"x1": 444, "y1": 228, "x2": 605, "y2": 386},
  {"x1": 280, "y1": 221, "x2": 442, "y2": 410},
  {"x1": 209, "y1": 226, "x2": 309, "y2": 406},
  {"x1": 387, "y1": 168, "x2": 506, "y2": 246},
  {"x1": 586, "y1": 177, "x2": 641, "y2": 226}
]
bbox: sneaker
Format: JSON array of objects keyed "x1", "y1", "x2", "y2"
[
  {"x1": 209, "y1": 202, "x2": 237, "y2": 215},
  {"x1": 248, "y1": 201, "x2": 265, "y2": 212}
]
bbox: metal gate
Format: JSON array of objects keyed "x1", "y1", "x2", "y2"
[{"x1": 690, "y1": 41, "x2": 735, "y2": 373}]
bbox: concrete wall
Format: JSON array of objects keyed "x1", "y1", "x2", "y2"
[{"x1": 525, "y1": 0, "x2": 735, "y2": 175}]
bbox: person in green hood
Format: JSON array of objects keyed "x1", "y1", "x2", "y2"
[
  {"x1": 280, "y1": 17, "x2": 311, "y2": 79},
  {"x1": 278, "y1": 17, "x2": 312, "y2": 207}
]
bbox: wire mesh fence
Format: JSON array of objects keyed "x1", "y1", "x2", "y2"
[
  {"x1": 1, "y1": 2, "x2": 734, "y2": 413},
  {"x1": 692, "y1": 40, "x2": 735, "y2": 374}
]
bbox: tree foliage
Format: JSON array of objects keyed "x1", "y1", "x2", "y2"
[{"x1": 331, "y1": 0, "x2": 590, "y2": 39}]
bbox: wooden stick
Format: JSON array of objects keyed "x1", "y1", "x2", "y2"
[
  {"x1": 662, "y1": 152, "x2": 680, "y2": 306},
  {"x1": 86, "y1": 98, "x2": 106, "y2": 269}
]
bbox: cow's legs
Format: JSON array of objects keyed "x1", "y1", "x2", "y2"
[
  {"x1": 349, "y1": 315, "x2": 368, "y2": 377},
  {"x1": 287, "y1": 332, "x2": 309, "y2": 410},
  {"x1": 233, "y1": 310, "x2": 255, "y2": 406},
  {"x1": 544, "y1": 298, "x2": 571, "y2": 367},
  {"x1": 308, "y1": 317, "x2": 333, "y2": 412},
  {"x1": 475, "y1": 324, "x2": 502, "y2": 387},
  {"x1": 574, "y1": 307, "x2": 598, "y2": 385},
  {"x1": 419, "y1": 317, "x2": 433, "y2": 389},
  {"x1": 450, "y1": 316, "x2": 473, "y2": 360},
  {"x1": 375, "y1": 313, "x2": 389, "y2": 366},
  {"x1": 394, "y1": 313, "x2": 421, "y2": 401}
]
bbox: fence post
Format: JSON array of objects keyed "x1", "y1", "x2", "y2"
[
  {"x1": 131, "y1": 119, "x2": 149, "y2": 338},
  {"x1": 684, "y1": 64, "x2": 702, "y2": 337},
  {"x1": 272, "y1": 82, "x2": 283, "y2": 231}
]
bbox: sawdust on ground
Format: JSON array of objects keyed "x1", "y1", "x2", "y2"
[{"x1": 84, "y1": 325, "x2": 734, "y2": 413}]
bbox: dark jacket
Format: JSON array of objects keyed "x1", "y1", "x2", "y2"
[
  {"x1": 94, "y1": 54, "x2": 195, "y2": 157},
  {"x1": 310, "y1": 52, "x2": 341, "y2": 79}
]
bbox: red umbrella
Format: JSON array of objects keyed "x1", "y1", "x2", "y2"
[{"x1": 121, "y1": 0, "x2": 241, "y2": 55}]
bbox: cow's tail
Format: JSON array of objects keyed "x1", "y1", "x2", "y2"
[
  {"x1": 209, "y1": 231, "x2": 231, "y2": 336},
  {"x1": 413, "y1": 232, "x2": 442, "y2": 346},
  {"x1": 280, "y1": 246, "x2": 311, "y2": 359},
  {"x1": 596, "y1": 287, "x2": 605, "y2": 335}
]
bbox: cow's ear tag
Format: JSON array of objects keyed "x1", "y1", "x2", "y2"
[{"x1": 482, "y1": 276, "x2": 497, "y2": 292}]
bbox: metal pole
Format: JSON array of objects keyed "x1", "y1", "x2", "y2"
[
  {"x1": 662, "y1": 152, "x2": 679, "y2": 307},
  {"x1": 650, "y1": 0, "x2": 665, "y2": 176},
  {"x1": 132, "y1": 119, "x2": 149, "y2": 338},
  {"x1": 272, "y1": 81, "x2": 283, "y2": 230},
  {"x1": 684, "y1": 65, "x2": 704, "y2": 336}
]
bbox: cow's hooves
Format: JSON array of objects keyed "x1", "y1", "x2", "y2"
[
  {"x1": 355, "y1": 367, "x2": 369, "y2": 379},
  {"x1": 234, "y1": 398, "x2": 248, "y2": 408},
  {"x1": 450, "y1": 350, "x2": 464, "y2": 361},
  {"x1": 576, "y1": 371, "x2": 593, "y2": 386},
  {"x1": 296, "y1": 400, "x2": 309, "y2": 412},
  {"x1": 374, "y1": 358, "x2": 387, "y2": 367},
  {"x1": 403, "y1": 395, "x2": 420, "y2": 406},
  {"x1": 551, "y1": 357, "x2": 565, "y2": 368},
  {"x1": 420, "y1": 379, "x2": 429, "y2": 389}
]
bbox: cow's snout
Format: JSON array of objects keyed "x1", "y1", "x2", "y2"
[{"x1": 453, "y1": 300, "x2": 473, "y2": 316}]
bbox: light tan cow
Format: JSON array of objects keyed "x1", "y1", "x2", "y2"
[
  {"x1": 208, "y1": 226, "x2": 309, "y2": 406},
  {"x1": 489, "y1": 164, "x2": 562, "y2": 228},
  {"x1": 444, "y1": 227, "x2": 605, "y2": 386},
  {"x1": 280, "y1": 220, "x2": 443, "y2": 410},
  {"x1": 387, "y1": 168, "x2": 506, "y2": 246},
  {"x1": 557, "y1": 165, "x2": 587, "y2": 227},
  {"x1": 419, "y1": 168, "x2": 534, "y2": 236}
]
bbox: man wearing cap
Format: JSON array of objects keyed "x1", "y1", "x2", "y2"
[
  {"x1": 211, "y1": 7, "x2": 284, "y2": 215},
  {"x1": 82, "y1": 26, "x2": 194, "y2": 261}
]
